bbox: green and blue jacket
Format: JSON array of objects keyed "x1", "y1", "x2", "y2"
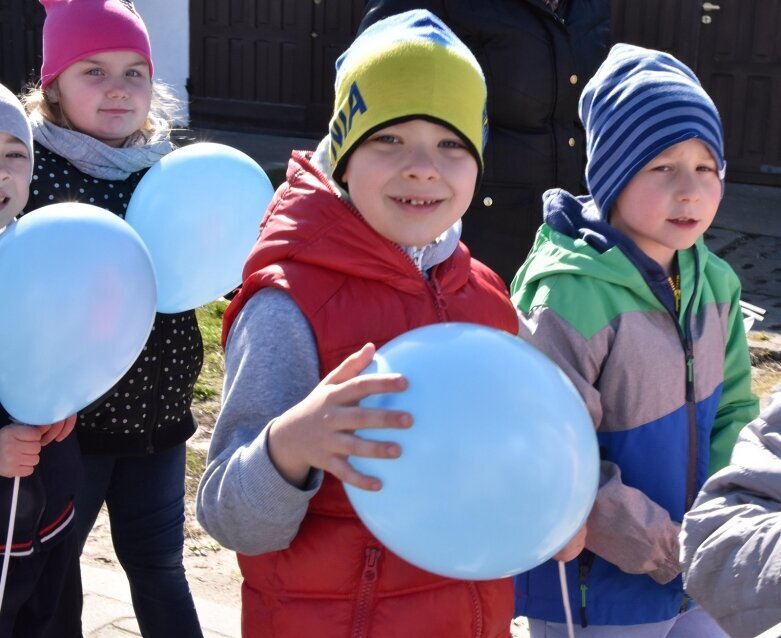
[{"x1": 511, "y1": 189, "x2": 758, "y2": 626}]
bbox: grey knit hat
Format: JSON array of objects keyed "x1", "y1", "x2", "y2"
[
  {"x1": 0, "y1": 83, "x2": 34, "y2": 178},
  {"x1": 580, "y1": 43, "x2": 725, "y2": 219}
]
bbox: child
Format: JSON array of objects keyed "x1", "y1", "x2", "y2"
[
  {"x1": 510, "y1": 44, "x2": 759, "y2": 636},
  {"x1": 196, "y1": 10, "x2": 520, "y2": 637},
  {"x1": 22, "y1": 1, "x2": 204, "y2": 636},
  {"x1": 0, "y1": 81, "x2": 82, "y2": 638},
  {"x1": 681, "y1": 388, "x2": 781, "y2": 638}
]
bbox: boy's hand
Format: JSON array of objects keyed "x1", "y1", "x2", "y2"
[
  {"x1": 268, "y1": 343, "x2": 412, "y2": 491},
  {"x1": 0, "y1": 424, "x2": 46, "y2": 478},
  {"x1": 39, "y1": 414, "x2": 78, "y2": 445}
]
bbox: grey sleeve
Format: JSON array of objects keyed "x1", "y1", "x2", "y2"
[
  {"x1": 195, "y1": 289, "x2": 323, "y2": 555},
  {"x1": 681, "y1": 393, "x2": 781, "y2": 638},
  {"x1": 521, "y1": 307, "x2": 682, "y2": 583}
]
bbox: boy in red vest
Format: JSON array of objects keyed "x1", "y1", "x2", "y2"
[{"x1": 197, "y1": 10, "x2": 523, "y2": 637}]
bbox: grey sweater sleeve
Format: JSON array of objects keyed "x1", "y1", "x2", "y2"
[
  {"x1": 681, "y1": 392, "x2": 781, "y2": 638},
  {"x1": 195, "y1": 289, "x2": 323, "y2": 555}
]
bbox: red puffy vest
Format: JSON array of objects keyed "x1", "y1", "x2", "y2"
[{"x1": 224, "y1": 152, "x2": 518, "y2": 637}]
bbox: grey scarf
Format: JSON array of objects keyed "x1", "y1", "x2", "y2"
[{"x1": 30, "y1": 114, "x2": 173, "y2": 180}]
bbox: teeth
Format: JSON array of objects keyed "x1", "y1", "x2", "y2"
[{"x1": 401, "y1": 198, "x2": 436, "y2": 205}]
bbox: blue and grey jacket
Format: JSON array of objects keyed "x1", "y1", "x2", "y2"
[{"x1": 511, "y1": 189, "x2": 758, "y2": 625}]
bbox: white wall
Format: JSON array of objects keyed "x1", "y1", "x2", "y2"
[{"x1": 135, "y1": 0, "x2": 190, "y2": 124}]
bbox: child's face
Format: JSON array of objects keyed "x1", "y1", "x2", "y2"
[
  {"x1": 47, "y1": 50, "x2": 152, "y2": 148},
  {"x1": 611, "y1": 139, "x2": 721, "y2": 273},
  {"x1": 0, "y1": 132, "x2": 31, "y2": 230},
  {"x1": 342, "y1": 119, "x2": 478, "y2": 249}
]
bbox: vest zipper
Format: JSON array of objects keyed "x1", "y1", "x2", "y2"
[
  {"x1": 351, "y1": 547, "x2": 381, "y2": 638},
  {"x1": 467, "y1": 581, "x2": 483, "y2": 638},
  {"x1": 428, "y1": 275, "x2": 448, "y2": 320}
]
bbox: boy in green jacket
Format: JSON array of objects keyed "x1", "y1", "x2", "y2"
[{"x1": 511, "y1": 43, "x2": 758, "y2": 637}]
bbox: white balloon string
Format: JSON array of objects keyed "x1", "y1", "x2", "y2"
[
  {"x1": 0, "y1": 476, "x2": 20, "y2": 614},
  {"x1": 558, "y1": 560, "x2": 576, "y2": 638}
]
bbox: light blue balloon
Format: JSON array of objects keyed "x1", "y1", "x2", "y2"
[
  {"x1": 125, "y1": 142, "x2": 275, "y2": 313},
  {"x1": 0, "y1": 204, "x2": 156, "y2": 425},
  {"x1": 344, "y1": 323, "x2": 599, "y2": 580}
]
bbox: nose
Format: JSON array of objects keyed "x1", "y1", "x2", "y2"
[
  {"x1": 106, "y1": 76, "x2": 130, "y2": 98},
  {"x1": 402, "y1": 146, "x2": 439, "y2": 181},
  {"x1": 675, "y1": 169, "x2": 701, "y2": 202}
]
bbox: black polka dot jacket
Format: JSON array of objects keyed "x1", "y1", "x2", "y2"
[{"x1": 26, "y1": 144, "x2": 204, "y2": 456}]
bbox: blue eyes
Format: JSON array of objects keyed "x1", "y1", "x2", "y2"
[
  {"x1": 440, "y1": 140, "x2": 466, "y2": 150},
  {"x1": 370, "y1": 136, "x2": 466, "y2": 149},
  {"x1": 84, "y1": 68, "x2": 144, "y2": 78},
  {"x1": 651, "y1": 164, "x2": 715, "y2": 173}
]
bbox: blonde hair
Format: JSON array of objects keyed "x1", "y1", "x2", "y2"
[{"x1": 22, "y1": 79, "x2": 183, "y2": 142}]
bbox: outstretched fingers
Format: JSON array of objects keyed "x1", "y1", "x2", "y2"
[
  {"x1": 322, "y1": 342, "x2": 377, "y2": 386},
  {"x1": 269, "y1": 343, "x2": 413, "y2": 490}
]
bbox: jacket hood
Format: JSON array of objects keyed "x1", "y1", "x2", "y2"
[{"x1": 512, "y1": 188, "x2": 708, "y2": 314}]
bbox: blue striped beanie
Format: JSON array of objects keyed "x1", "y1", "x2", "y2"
[{"x1": 580, "y1": 43, "x2": 725, "y2": 219}]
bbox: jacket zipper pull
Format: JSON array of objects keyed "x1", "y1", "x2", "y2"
[
  {"x1": 685, "y1": 346, "x2": 695, "y2": 401},
  {"x1": 578, "y1": 557, "x2": 591, "y2": 628},
  {"x1": 352, "y1": 548, "x2": 381, "y2": 638}
]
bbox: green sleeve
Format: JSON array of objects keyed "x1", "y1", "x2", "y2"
[{"x1": 709, "y1": 285, "x2": 759, "y2": 474}]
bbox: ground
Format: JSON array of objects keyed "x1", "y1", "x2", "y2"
[{"x1": 78, "y1": 347, "x2": 781, "y2": 611}]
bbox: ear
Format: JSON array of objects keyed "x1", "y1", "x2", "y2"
[{"x1": 45, "y1": 84, "x2": 60, "y2": 104}]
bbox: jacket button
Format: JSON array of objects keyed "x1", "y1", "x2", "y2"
[
  {"x1": 483, "y1": 196, "x2": 493, "y2": 207},
  {"x1": 570, "y1": 74, "x2": 578, "y2": 85},
  {"x1": 568, "y1": 137, "x2": 576, "y2": 147}
]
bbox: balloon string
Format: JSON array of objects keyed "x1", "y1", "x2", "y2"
[
  {"x1": 0, "y1": 476, "x2": 20, "y2": 614},
  {"x1": 558, "y1": 560, "x2": 576, "y2": 638}
]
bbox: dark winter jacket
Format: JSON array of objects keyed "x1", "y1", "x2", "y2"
[
  {"x1": 0, "y1": 404, "x2": 81, "y2": 556},
  {"x1": 26, "y1": 145, "x2": 203, "y2": 456},
  {"x1": 360, "y1": 0, "x2": 611, "y2": 284}
]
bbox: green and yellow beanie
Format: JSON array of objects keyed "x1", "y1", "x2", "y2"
[{"x1": 329, "y1": 10, "x2": 487, "y2": 186}]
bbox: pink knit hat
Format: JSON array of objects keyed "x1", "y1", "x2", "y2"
[{"x1": 40, "y1": 0, "x2": 153, "y2": 88}]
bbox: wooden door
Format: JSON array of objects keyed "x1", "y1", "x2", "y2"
[
  {"x1": 611, "y1": 0, "x2": 781, "y2": 186},
  {"x1": 0, "y1": 0, "x2": 45, "y2": 93},
  {"x1": 610, "y1": 0, "x2": 700, "y2": 68},
  {"x1": 189, "y1": 0, "x2": 365, "y2": 136},
  {"x1": 696, "y1": 0, "x2": 781, "y2": 185}
]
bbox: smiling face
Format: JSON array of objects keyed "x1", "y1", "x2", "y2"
[
  {"x1": 47, "y1": 50, "x2": 152, "y2": 147},
  {"x1": 341, "y1": 119, "x2": 478, "y2": 249},
  {"x1": 610, "y1": 139, "x2": 722, "y2": 274},
  {"x1": 0, "y1": 132, "x2": 31, "y2": 230}
]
